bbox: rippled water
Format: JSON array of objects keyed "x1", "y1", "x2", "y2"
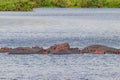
[{"x1": 0, "y1": 8, "x2": 120, "y2": 80}]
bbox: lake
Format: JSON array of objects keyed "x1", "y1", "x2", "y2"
[{"x1": 0, "y1": 8, "x2": 120, "y2": 80}]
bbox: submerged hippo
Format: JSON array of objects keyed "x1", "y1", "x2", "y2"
[
  {"x1": 81, "y1": 45, "x2": 120, "y2": 54},
  {"x1": 9, "y1": 47, "x2": 43, "y2": 54},
  {"x1": 48, "y1": 43, "x2": 81, "y2": 54}
]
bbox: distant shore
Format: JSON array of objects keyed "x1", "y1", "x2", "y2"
[{"x1": 0, "y1": 0, "x2": 120, "y2": 11}]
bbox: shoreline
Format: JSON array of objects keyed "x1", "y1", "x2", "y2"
[{"x1": 1, "y1": 0, "x2": 120, "y2": 11}]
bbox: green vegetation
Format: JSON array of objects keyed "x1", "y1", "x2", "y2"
[{"x1": 0, "y1": 0, "x2": 120, "y2": 11}]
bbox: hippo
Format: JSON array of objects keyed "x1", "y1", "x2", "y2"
[
  {"x1": 51, "y1": 48, "x2": 81, "y2": 55},
  {"x1": 48, "y1": 43, "x2": 81, "y2": 54},
  {"x1": 9, "y1": 47, "x2": 43, "y2": 54},
  {"x1": 81, "y1": 45, "x2": 120, "y2": 54},
  {"x1": 49, "y1": 43, "x2": 70, "y2": 51},
  {"x1": 48, "y1": 43, "x2": 70, "y2": 54}
]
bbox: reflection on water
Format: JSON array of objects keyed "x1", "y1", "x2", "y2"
[{"x1": 0, "y1": 9, "x2": 120, "y2": 80}]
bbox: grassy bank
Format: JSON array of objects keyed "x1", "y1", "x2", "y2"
[{"x1": 0, "y1": 0, "x2": 120, "y2": 11}]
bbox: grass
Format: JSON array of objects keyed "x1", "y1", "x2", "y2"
[{"x1": 0, "y1": 0, "x2": 120, "y2": 11}]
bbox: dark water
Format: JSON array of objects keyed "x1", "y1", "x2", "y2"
[{"x1": 0, "y1": 8, "x2": 120, "y2": 80}]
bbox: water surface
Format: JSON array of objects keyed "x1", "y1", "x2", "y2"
[{"x1": 0, "y1": 8, "x2": 120, "y2": 80}]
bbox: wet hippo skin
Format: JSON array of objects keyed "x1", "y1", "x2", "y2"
[{"x1": 0, "y1": 43, "x2": 120, "y2": 54}]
